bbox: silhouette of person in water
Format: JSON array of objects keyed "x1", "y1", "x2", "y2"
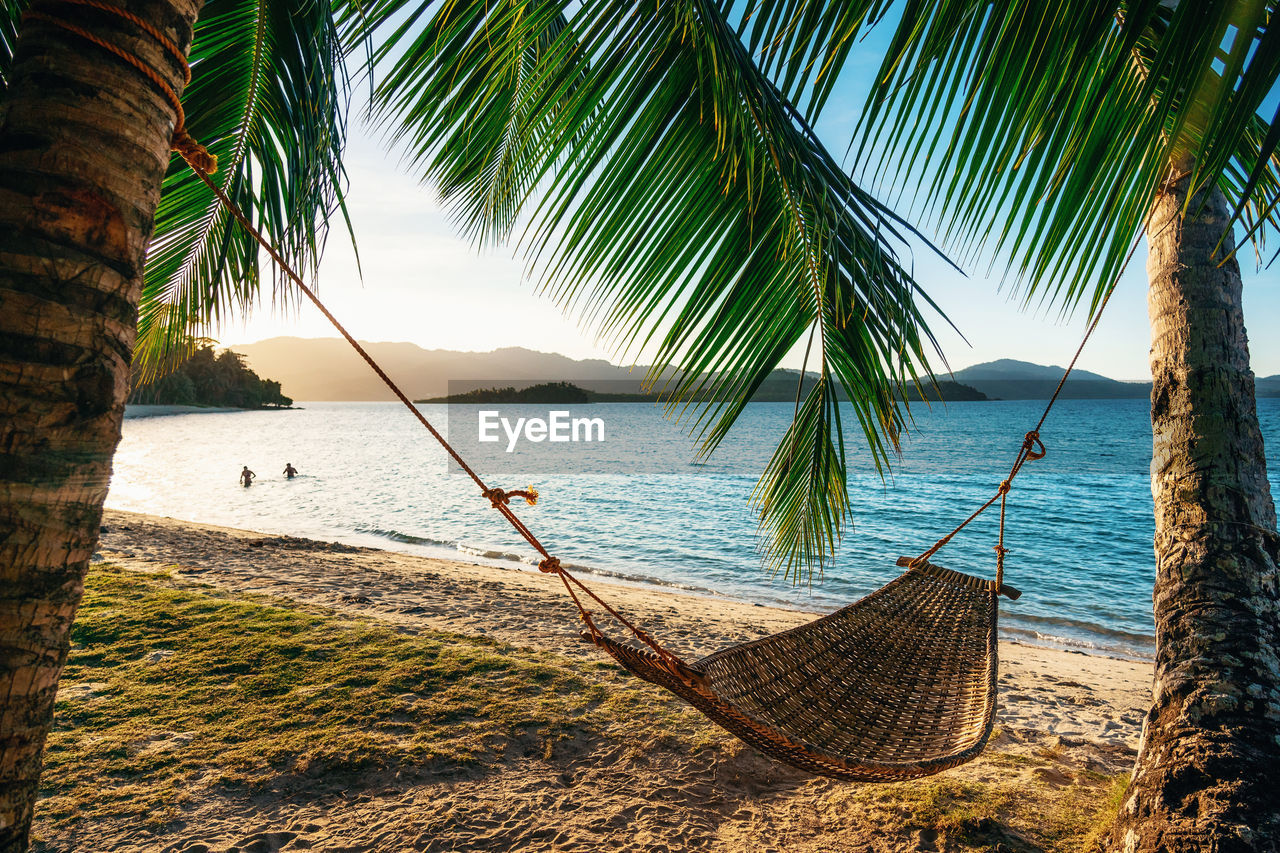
[
  {"x1": 283, "y1": 463, "x2": 298, "y2": 479},
  {"x1": 240, "y1": 466, "x2": 255, "y2": 487}
]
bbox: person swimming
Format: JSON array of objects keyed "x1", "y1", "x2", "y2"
[
  {"x1": 240, "y1": 466, "x2": 255, "y2": 487},
  {"x1": 283, "y1": 463, "x2": 298, "y2": 479}
]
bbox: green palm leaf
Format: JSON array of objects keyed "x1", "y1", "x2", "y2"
[
  {"x1": 734, "y1": 0, "x2": 888, "y2": 120},
  {"x1": 853, "y1": 0, "x2": 1280, "y2": 310},
  {"x1": 0, "y1": 0, "x2": 23, "y2": 96},
  {"x1": 133, "y1": 0, "x2": 352, "y2": 378},
  {"x1": 358, "y1": 0, "x2": 951, "y2": 575}
]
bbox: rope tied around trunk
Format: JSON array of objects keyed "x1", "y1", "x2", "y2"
[{"x1": 23, "y1": 0, "x2": 218, "y2": 174}]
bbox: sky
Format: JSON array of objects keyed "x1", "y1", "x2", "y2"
[{"x1": 218, "y1": 13, "x2": 1280, "y2": 382}]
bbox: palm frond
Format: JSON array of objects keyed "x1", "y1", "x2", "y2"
[
  {"x1": 362, "y1": 0, "x2": 949, "y2": 574},
  {"x1": 0, "y1": 0, "x2": 25, "y2": 97},
  {"x1": 734, "y1": 0, "x2": 887, "y2": 120},
  {"x1": 133, "y1": 0, "x2": 352, "y2": 378},
  {"x1": 753, "y1": 375, "x2": 849, "y2": 581},
  {"x1": 856, "y1": 0, "x2": 1280, "y2": 311}
]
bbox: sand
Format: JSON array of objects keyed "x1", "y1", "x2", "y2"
[
  {"x1": 123, "y1": 405, "x2": 244, "y2": 419},
  {"x1": 56, "y1": 510, "x2": 1153, "y2": 851}
]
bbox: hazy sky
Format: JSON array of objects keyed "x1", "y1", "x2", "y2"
[{"x1": 219, "y1": 18, "x2": 1280, "y2": 382}]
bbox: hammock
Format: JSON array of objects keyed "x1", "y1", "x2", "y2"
[
  {"x1": 34, "y1": 0, "x2": 1127, "y2": 783},
  {"x1": 593, "y1": 558, "x2": 1018, "y2": 781}
]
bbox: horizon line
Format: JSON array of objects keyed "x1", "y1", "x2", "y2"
[{"x1": 216, "y1": 334, "x2": 1204, "y2": 385}]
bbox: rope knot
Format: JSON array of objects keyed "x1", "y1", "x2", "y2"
[
  {"x1": 171, "y1": 126, "x2": 218, "y2": 174},
  {"x1": 1022, "y1": 430, "x2": 1046, "y2": 461},
  {"x1": 538, "y1": 556, "x2": 562, "y2": 574},
  {"x1": 998, "y1": 479, "x2": 1011, "y2": 495},
  {"x1": 172, "y1": 127, "x2": 218, "y2": 174},
  {"x1": 484, "y1": 486, "x2": 540, "y2": 507},
  {"x1": 26, "y1": 0, "x2": 219, "y2": 175}
]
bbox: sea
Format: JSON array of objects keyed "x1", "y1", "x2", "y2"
[{"x1": 106, "y1": 398, "x2": 1280, "y2": 661}]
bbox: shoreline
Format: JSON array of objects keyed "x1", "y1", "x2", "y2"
[
  {"x1": 96, "y1": 509, "x2": 1153, "y2": 750},
  {"x1": 105, "y1": 502, "x2": 1155, "y2": 662},
  {"x1": 123, "y1": 404, "x2": 298, "y2": 419}
]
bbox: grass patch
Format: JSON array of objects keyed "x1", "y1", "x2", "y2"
[
  {"x1": 984, "y1": 750, "x2": 1043, "y2": 768},
  {"x1": 851, "y1": 777, "x2": 1011, "y2": 848},
  {"x1": 1078, "y1": 773, "x2": 1131, "y2": 851},
  {"x1": 35, "y1": 564, "x2": 1133, "y2": 852},
  {"x1": 38, "y1": 565, "x2": 716, "y2": 829},
  {"x1": 850, "y1": 770, "x2": 1133, "y2": 853},
  {"x1": 900, "y1": 778, "x2": 1006, "y2": 829}
]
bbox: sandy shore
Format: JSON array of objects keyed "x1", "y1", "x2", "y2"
[
  {"x1": 124, "y1": 405, "x2": 245, "y2": 419},
  {"x1": 65, "y1": 510, "x2": 1153, "y2": 851}
]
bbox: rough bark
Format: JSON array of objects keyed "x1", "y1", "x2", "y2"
[
  {"x1": 0, "y1": 2, "x2": 201, "y2": 848},
  {"x1": 1103, "y1": 175, "x2": 1280, "y2": 851}
]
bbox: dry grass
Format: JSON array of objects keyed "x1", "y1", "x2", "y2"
[
  {"x1": 38, "y1": 565, "x2": 719, "y2": 831},
  {"x1": 34, "y1": 565, "x2": 1130, "y2": 851},
  {"x1": 1079, "y1": 773, "x2": 1132, "y2": 851}
]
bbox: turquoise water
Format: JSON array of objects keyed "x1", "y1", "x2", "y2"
[{"x1": 108, "y1": 398, "x2": 1280, "y2": 659}]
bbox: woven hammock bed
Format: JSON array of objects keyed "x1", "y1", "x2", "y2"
[
  {"x1": 43, "y1": 0, "x2": 1109, "y2": 784},
  {"x1": 593, "y1": 557, "x2": 1019, "y2": 781}
]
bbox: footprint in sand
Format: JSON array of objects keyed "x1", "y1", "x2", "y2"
[
  {"x1": 225, "y1": 830, "x2": 299, "y2": 852},
  {"x1": 1033, "y1": 766, "x2": 1075, "y2": 786}
]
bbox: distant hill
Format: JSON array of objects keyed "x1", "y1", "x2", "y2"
[
  {"x1": 227, "y1": 340, "x2": 1280, "y2": 403},
  {"x1": 232, "y1": 337, "x2": 986, "y2": 402},
  {"x1": 232, "y1": 338, "x2": 645, "y2": 401},
  {"x1": 954, "y1": 359, "x2": 1151, "y2": 400},
  {"x1": 953, "y1": 359, "x2": 1280, "y2": 400},
  {"x1": 907, "y1": 381, "x2": 989, "y2": 402}
]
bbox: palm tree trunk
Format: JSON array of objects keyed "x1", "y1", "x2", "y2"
[
  {"x1": 1103, "y1": 173, "x2": 1280, "y2": 850},
  {"x1": 0, "y1": 2, "x2": 201, "y2": 848}
]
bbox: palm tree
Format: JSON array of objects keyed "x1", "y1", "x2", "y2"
[
  {"x1": 0, "y1": 1, "x2": 1276, "y2": 851},
  {"x1": 845, "y1": 3, "x2": 1280, "y2": 847},
  {"x1": 0, "y1": 0, "x2": 347, "y2": 845}
]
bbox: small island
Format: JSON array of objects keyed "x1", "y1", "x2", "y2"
[
  {"x1": 416, "y1": 381, "x2": 655, "y2": 404},
  {"x1": 417, "y1": 379, "x2": 987, "y2": 404},
  {"x1": 130, "y1": 345, "x2": 293, "y2": 409},
  {"x1": 903, "y1": 380, "x2": 989, "y2": 402}
]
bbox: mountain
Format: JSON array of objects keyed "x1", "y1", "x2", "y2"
[
  {"x1": 953, "y1": 359, "x2": 1151, "y2": 400},
  {"x1": 231, "y1": 337, "x2": 985, "y2": 402},
  {"x1": 1258, "y1": 374, "x2": 1280, "y2": 397},
  {"x1": 231, "y1": 338, "x2": 644, "y2": 401}
]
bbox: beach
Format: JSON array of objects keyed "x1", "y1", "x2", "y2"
[
  {"x1": 108, "y1": 399, "x2": 1184, "y2": 659},
  {"x1": 91, "y1": 510, "x2": 1153, "y2": 740},
  {"x1": 123, "y1": 405, "x2": 246, "y2": 419},
  {"x1": 30, "y1": 510, "x2": 1153, "y2": 852}
]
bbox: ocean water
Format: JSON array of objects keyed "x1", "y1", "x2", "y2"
[{"x1": 107, "y1": 398, "x2": 1280, "y2": 660}]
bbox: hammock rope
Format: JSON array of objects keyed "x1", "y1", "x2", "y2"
[{"x1": 30, "y1": 0, "x2": 1141, "y2": 780}]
